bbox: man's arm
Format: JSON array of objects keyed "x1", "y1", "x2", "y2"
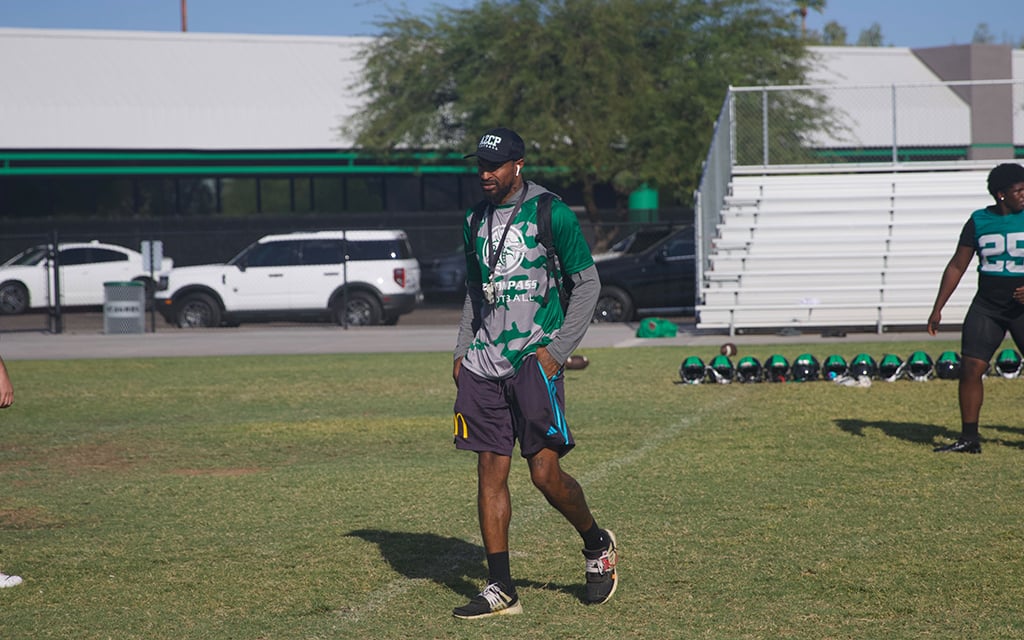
[
  {"x1": 0, "y1": 356, "x2": 13, "y2": 408},
  {"x1": 540, "y1": 264, "x2": 600, "y2": 367}
]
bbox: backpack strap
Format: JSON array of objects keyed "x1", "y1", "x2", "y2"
[{"x1": 536, "y1": 193, "x2": 571, "y2": 311}]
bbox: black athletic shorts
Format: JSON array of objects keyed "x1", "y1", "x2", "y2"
[
  {"x1": 453, "y1": 354, "x2": 575, "y2": 458},
  {"x1": 961, "y1": 296, "x2": 1024, "y2": 361}
]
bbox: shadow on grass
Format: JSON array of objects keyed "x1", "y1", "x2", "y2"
[
  {"x1": 835, "y1": 419, "x2": 1024, "y2": 450},
  {"x1": 346, "y1": 529, "x2": 583, "y2": 601}
]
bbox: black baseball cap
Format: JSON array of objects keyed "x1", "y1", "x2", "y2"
[{"x1": 464, "y1": 127, "x2": 525, "y2": 163}]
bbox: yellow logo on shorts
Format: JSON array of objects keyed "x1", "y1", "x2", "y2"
[{"x1": 453, "y1": 413, "x2": 468, "y2": 439}]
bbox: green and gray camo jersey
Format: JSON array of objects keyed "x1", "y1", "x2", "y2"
[{"x1": 457, "y1": 182, "x2": 596, "y2": 380}]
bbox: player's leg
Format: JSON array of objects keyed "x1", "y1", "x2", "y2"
[
  {"x1": 515, "y1": 356, "x2": 618, "y2": 604},
  {"x1": 937, "y1": 303, "x2": 1003, "y2": 453},
  {"x1": 451, "y1": 372, "x2": 522, "y2": 619}
]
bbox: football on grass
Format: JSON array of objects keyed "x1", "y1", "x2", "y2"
[
  {"x1": 720, "y1": 343, "x2": 737, "y2": 357},
  {"x1": 566, "y1": 354, "x2": 589, "y2": 370}
]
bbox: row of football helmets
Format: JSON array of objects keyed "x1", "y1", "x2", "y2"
[{"x1": 679, "y1": 349, "x2": 1024, "y2": 384}]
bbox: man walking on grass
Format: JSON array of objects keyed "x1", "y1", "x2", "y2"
[{"x1": 451, "y1": 127, "x2": 618, "y2": 618}]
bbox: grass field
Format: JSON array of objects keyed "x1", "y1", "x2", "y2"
[{"x1": 2, "y1": 337, "x2": 1024, "y2": 639}]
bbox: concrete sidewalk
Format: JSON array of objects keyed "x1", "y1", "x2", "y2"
[{"x1": 0, "y1": 321, "x2": 958, "y2": 361}]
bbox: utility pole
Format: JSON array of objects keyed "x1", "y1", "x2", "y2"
[{"x1": 181, "y1": 0, "x2": 188, "y2": 32}]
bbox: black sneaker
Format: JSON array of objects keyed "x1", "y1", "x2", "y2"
[
  {"x1": 934, "y1": 439, "x2": 981, "y2": 454},
  {"x1": 583, "y1": 529, "x2": 618, "y2": 605},
  {"x1": 452, "y1": 582, "x2": 522, "y2": 619}
]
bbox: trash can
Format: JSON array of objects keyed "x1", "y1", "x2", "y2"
[{"x1": 103, "y1": 281, "x2": 146, "y2": 334}]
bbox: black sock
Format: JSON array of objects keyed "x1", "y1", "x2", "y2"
[
  {"x1": 486, "y1": 551, "x2": 514, "y2": 594},
  {"x1": 581, "y1": 521, "x2": 607, "y2": 550},
  {"x1": 962, "y1": 422, "x2": 979, "y2": 440}
]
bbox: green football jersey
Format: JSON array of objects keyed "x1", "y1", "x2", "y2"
[{"x1": 462, "y1": 183, "x2": 594, "y2": 379}]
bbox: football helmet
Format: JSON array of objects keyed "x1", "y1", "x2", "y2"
[
  {"x1": 708, "y1": 354, "x2": 735, "y2": 384},
  {"x1": 995, "y1": 348, "x2": 1022, "y2": 379},
  {"x1": 934, "y1": 351, "x2": 961, "y2": 380},
  {"x1": 791, "y1": 353, "x2": 820, "y2": 382},
  {"x1": 736, "y1": 356, "x2": 762, "y2": 383},
  {"x1": 878, "y1": 354, "x2": 905, "y2": 382},
  {"x1": 906, "y1": 351, "x2": 934, "y2": 381},
  {"x1": 764, "y1": 354, "x2": 790, "y2": 382},
  {"x1": 822, "y1": 354, "x2": 849, "y2": 380},
  {"x1": 679, "y1": 356, "x2": 706, "y2": 384},
  {"x1": 849, "y1": 353, "x2": 878, "y2": 379}
]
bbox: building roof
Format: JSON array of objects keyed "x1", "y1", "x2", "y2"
[
  {"x1": 0, "y1": 28, "x2": 370, "y2": 150},
  {"x1": 0, "y1": 29, "x2": 1021, "y2": 152}
]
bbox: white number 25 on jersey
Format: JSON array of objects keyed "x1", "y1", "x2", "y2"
[{"x1": 979, "y1": 232, "x2": 1024, "y2": 273}]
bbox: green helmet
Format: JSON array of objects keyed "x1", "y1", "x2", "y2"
[
  {"x1": 791, "y1": 353, "x2": 820, "y2": 382},
  {"x1": 708, "y1": 354, "x2": 735, "y2": 384},
  {"x1": 822, "y1": 354, "x2": 849, "y2": 380},
  {"x1": 934, "y1": 351, "x2": 961, "y2": 380},
  {"x1": 679, "y1": 356, "x2": 706, "y2": 384},
  {"x1": 849, "y1": 353, "x2": 878, "y2": 379},
  {"x1": 736, "y1": 356, "x2": 762, "y2": 383},
  {"x1": 764, "y1": 354, "x2": 789, "y2": 382},
  {"x1": 879, "y1": 354, "x2": 904, "y2": 381},
  {"x1": 995, "y1": 348, "x2": 1022, "y2": 379},
  {"x1": 907, "y1": 351, "x2": 934, "y2": 381}
]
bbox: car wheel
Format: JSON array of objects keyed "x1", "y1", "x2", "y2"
[
  {"x1": 593, "y1": 286, "x2": 634, "y2": 323},
  {"x1": 334, "y1": 291, "x2": 382, "y2": 326},
  {"x1": 0, "y1": 282, "x2": 29, "y2": 315},
  {"x1": 175, "y1": 293, "x2": 222, "y2": 328}
]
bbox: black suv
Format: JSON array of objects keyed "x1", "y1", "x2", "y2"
[{"x1": 592, "y1": 226, "x2": 695, "y2": 322}]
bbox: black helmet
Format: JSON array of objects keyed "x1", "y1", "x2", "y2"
[
  {"x1": 822, "y1": 354, "x2": 849, "y2": 380},
  {"x1": 849, "y1": 353, "x2": 878, "y2": 379},
  {"x1": 708, "y1": 354, "x2": 735, "y2": 384},
  {"x1": 679, "y1": 356, "x2": 706, "y2": 384},
  {"x1": 934, "y1": 351, "x2": 961, "y2": 380},
  {"x1": 791, "y1": 353, "x2": 820, "y2": 382},
  {"x1": 736, "y1": 356, "x2": 762, "y2": 383},
  {"x1": 764, "y1": 354, "x2": 789, "y2": 382},
  {"x1": 995, "y1": 348, "x2": 1022, "y2": 379},
  {"x1": 879, "y1": 354, "x2": 904, "y2": 381},
  {"x1": 907, "y1": 351, "x2": 934, "y2": 381}
]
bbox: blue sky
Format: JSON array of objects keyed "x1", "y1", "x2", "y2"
[{"x1": 0, "y1": 0, "x2": 1019, "y2": 49}]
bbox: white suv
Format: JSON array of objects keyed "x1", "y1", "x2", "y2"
[{"x1": 155, "y1": 230, "x2": 422, "y2": 328}]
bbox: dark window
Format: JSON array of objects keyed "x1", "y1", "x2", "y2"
[
  {"x1": 137, "y1": 178, "x2": 177, "y2": 216},
  {"x1": 58, "y1": 248, "x2": 95, "y2": 266},
  {"x1": 345, "y1": 176, "x2": 384, "y2": 212},
  {"x1": 242, "y1": 241, "x2": 301, "y2": 267},
  {"x1": 259, "y1": 178, "x2": 292, "y2": 213},
  {"x1": 300, "y1": 239, "x2": 345, "y2": 265},
  {"x1": 385, "y1": 175, "x2": 420, "y2": 211},
  {"x1": 423, "y1": 175, "x2": 462, "y2": 211},
  {"x1": 220, "y1": 178, "x2": 258, "y2": 215},
  {"x1": 311, "y1": 177, "x2": 344, "y2": 212},
  {"x1": 90, "y1": 248, "x2": 130, "y2": 263},
  {"x1": 346, "y1": 239, "x2": 412, "y2": 261}
]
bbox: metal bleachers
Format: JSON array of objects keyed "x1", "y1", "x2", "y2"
[{"x1": 697, "y1": 167, "x2": 992, "y2": 334}]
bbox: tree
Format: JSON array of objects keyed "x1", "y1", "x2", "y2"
[
  {"x1": 791, "y1": 0, "x2": 825, "y2": 38},
  {"x1": 972, "y1": 23, "x2": 995, "y2": 44},
  {"x1": 345, "y1": 0, "x2": 811, "y2": 243},
  {"x1": 856, "y1": 22, "x2": 884, "y2": 46},
  {"x1": 821, "y1": 20, "x2": 847, "y2": 46}
]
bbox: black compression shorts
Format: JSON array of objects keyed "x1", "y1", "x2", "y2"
[{"x1": 961, "y1": 296, "x2": 1024, "y2": 361}]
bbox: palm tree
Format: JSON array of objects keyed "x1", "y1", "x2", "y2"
[{"x1": 792, "y1": 0, "x2": 826, "y2": 38}]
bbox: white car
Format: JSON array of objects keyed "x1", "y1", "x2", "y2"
[
  {"x1": 0, "y1": 241, "x2": 174, "y2": 315},
  {"x1": 154, "y1": 230, "x2": 423, "y2": 328}
]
